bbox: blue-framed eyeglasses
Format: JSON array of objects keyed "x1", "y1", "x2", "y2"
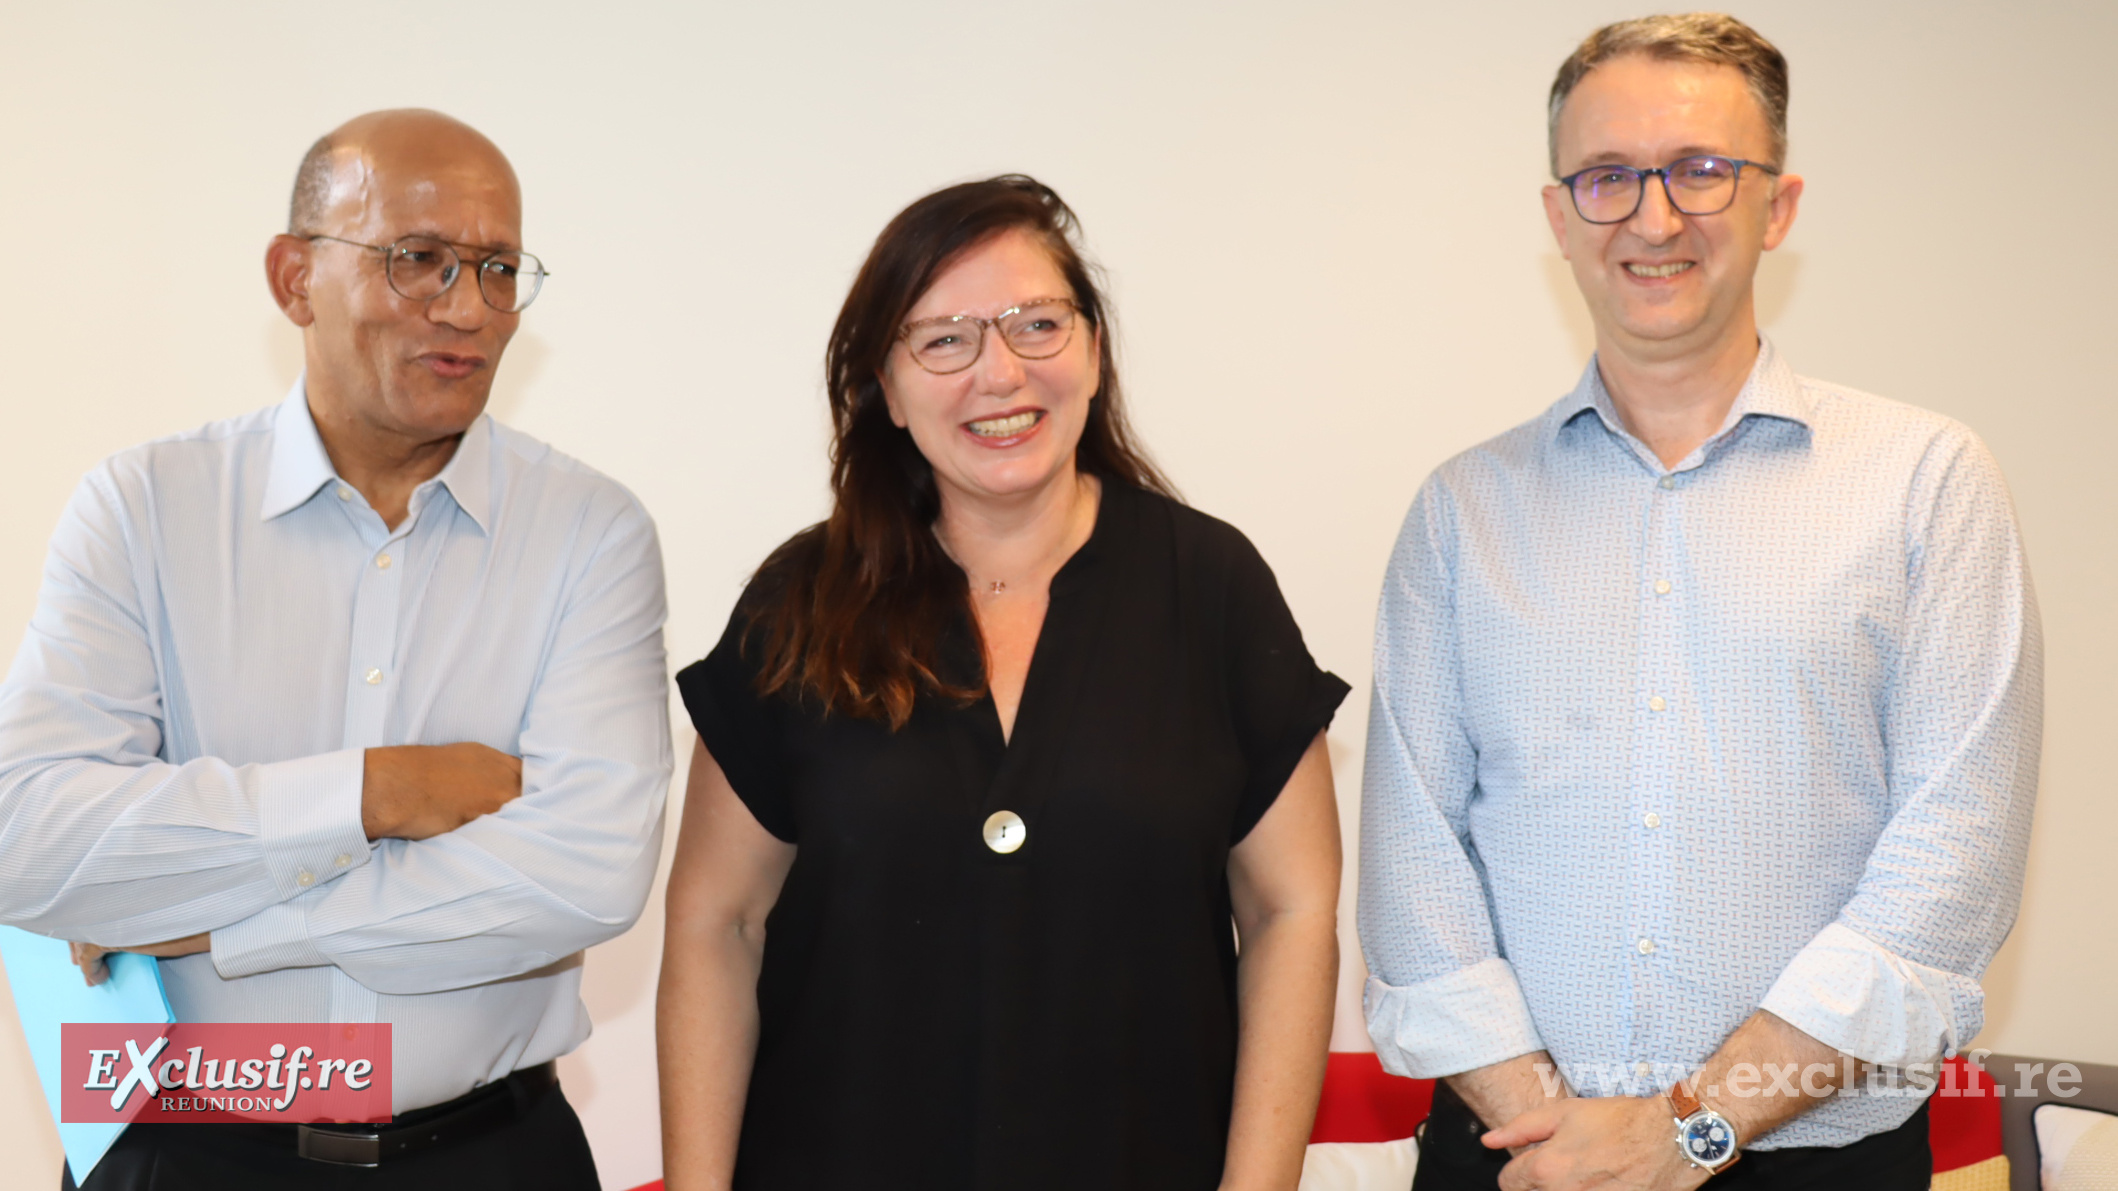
[{"x1": 1558, "y1": 155, "x2": 1781, "y2": 225}]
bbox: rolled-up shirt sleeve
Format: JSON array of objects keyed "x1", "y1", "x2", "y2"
[
  {"x1": 211, "y1": 499, "x2": 673, "y2": 993},
  {"x1": 1760, "y1": 429, "x2": 2041, "y2": 1068},
  {"x1": 0, "y1": 470, "x2": 372, "y2": 945},
  {"x1": 1359, "y1": 479, "x2": 1545, "y2": 1078}
]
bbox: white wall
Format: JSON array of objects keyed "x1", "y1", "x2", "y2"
[{"x1": 1, "y1": 3, "x2": 2111, "y2": 1187}]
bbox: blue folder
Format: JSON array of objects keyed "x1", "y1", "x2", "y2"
[{"x1": 0, "y1": 927, "x2": 174, "y2": 1185}]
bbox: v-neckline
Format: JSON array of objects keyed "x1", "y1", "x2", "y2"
[
  {"x1": 965, "y1": 476, "x2": 1118, "y2": 762},
  {"x1": 961, "y1": 479, "x2": 1116, "y2": 752}
]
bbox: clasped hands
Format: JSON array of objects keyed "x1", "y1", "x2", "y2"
[
  {"x1": 71, "y1": 742, "x2": 522, "y2": 986},
  {"x1": 1482, "y1": 1094, "x2": 1713, "y2": 1191}
]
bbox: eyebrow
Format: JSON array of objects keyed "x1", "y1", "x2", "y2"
[
  {"x1": 1569, "y1": 145, "x2": 1734, "y2": 170},
  {"x1": 901, "y1": 296, "x2": 1072, "y2": 327},
  {"x1": 395, "y1": 231, "x2": 524, "y2": 255}
]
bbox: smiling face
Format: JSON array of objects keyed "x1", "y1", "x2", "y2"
[
  {"x1": 1542, "y1": 54, "x2": 1802, "y2": 365},
  {"x1": 881, "y1": 227, "x2": 1100, "y2": 511},
  {"x1": 275, "y1": 111, "x2": 523, "y2": 447}
]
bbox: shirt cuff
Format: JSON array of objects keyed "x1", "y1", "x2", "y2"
[
  {"x1": 211, "y1": 899, "x2": 329, "y2": 979},
  {"x1": 254, "y1": 749, "x2": 371, "y2": 901},
  {"x1": 1364, "y1": 956, "x2": 1544, "y2": 1078},
  {"x1": 1758, "y1": 921, "x2": 1978, "y2": 1069}
]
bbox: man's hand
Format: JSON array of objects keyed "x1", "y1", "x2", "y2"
[
  {"x1": 1484, "y1": 1095, "x2": 1709, "y2": 1191},
  {"x1": 1445, "y1": 1051, "x2": 1572, "y2": 1155},
  {"x1": 70, "y1": 933, "x2": 211, "y2": 987},
  {"x1": 361, "y1": 743, "x2": 523, "y2": 841},
  {"x1": 1475, "y1": 1011, "x2": 1861, "y2": 1189}
]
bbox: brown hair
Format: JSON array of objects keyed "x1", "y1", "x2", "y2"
[
  {"x1": 1547, "y1": 13, "x2": 1790, "y2": 175},
  {"x1": 743, "y1": 175, "x2": 1176, "y2": 729}
]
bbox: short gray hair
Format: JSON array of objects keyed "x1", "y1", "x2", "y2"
[
  {"x1": 287, "y1": 135, "x2": 337, "y2": 234},
  {"x1": 1546, "y1": 13, "x2": 1789, "y2": 176}
]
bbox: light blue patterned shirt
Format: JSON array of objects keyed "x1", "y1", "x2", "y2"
[
  {"x1": 1358, "y1": 341, "x2": 2041, "y2": 1149},
  {"x1": 0, "y1": 382, "x2": 673, "y2": 1112}
]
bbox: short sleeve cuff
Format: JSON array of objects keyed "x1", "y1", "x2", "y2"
[
  {"x1": 212, "y1": 899, "x2": 329, "y2": 979},
  {"x1": 254, "y1": 749, "x2": 371, "y2": 900},
  {"x1": 675, "y1": 658, "x2": 795, "y2": 842},
  {"x1": 1758, "y1": 920, "x2": 1977, "y2": 1069},
  {"x1": 1364, "y1": 956, "x2": 1544, "y2": 1078},
  {"x1": 1232, "y1": 671, "x2": 1351, "y2": 842}
]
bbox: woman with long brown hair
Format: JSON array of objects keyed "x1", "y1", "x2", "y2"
[{"x1": 657, "y1": 175, "x2": 1345, "y2": 1190}]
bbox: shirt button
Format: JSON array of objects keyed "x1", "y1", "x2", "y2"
[
  {"x1": 296, "y1": 870, "x2": 315, "y2": 888},
  {"x1": 336, "y1": 486, "x2": 353, "y2": 501},
  {"x1": 1654, "y1": 579, "x2": 1672, "y2": 595},
  {"x1": 376, "y1": 553, "x2": 392, "y2": 570},
  {"x1": 1638, "y1": 937, "x2": 1657, "y2": 955},
  {"x1": 1636, "y1": 1061, "x2": 1653, "y2": 1079},
  {"x1": 364, "y1": 668, "x2": 383, "y2": 685},
  {"x1": 982, "y1": 810, "x2": 1026, "y2": 854},
  {"x1": 1648, "y1": 696, "x2": 1667, "y2": 712},
  {"x1": 1644, "y1": 812, "x2": 1662, "y2": 829},
  {"x1": 335, "y1": 853, "x2": 353, "y2": 868},
  {"x1": 1659, "y1": 476, "x2": 1676, "y2": 490}
]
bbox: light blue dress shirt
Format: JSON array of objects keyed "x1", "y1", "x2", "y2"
[
  {"x1": 1358, "y1": 342, "x2": 2041, "y2": 1149},
  {"x1": 0, "y1": 382, "x2": 673, "y2": 1112}
]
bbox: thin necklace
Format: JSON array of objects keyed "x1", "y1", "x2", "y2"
[
  {"x1": 947, "y1": 477, "x2": 1096, "y2": 599},
  {"x1": 956, "y1": 563, "x2": 1016, "y2": 597}
]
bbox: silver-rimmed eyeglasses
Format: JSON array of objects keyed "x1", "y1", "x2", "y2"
[
  {"x1": 899, "y1": 298, "x2": 1079, "y2": 375},
  {"x1": 1558, "y1": 155, "x2": 1781, "y2": 225},
  {"x1": 306, "y1": 234, "x2": 548, "y2": 313}
]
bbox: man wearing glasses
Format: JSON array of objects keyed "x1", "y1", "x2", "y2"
[
  {"x1": 1359, "y1": 15, "x2": 2038, "y2": 1191},
  {"x1": 0, "y1": 109, "x2": 670, "y2": 1189}
]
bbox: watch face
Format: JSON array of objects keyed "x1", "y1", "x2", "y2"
[{"x1": 1682, "y1": 1114, "x2": 1736, "y2": 1166}]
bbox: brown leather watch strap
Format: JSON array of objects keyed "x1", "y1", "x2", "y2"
[{"x1": 1666, "y1": 1080, "x2": 1741, "y2": 1174}]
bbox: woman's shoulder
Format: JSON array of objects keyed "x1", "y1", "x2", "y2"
[
  {"x1": 684, "y1": 524, "x2": 825, "y2": 675},
  {"x1": 1108, "y1": 480, "x2": 1269, "y2": 575},
  {"x1": 682, "y1": 525, "x2": 825, "y2": 701},
  {"x1": 738, "y1": 523, "x2": 830, "y2": 613}
]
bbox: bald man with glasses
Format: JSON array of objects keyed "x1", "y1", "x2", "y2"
[
  {"x1": 1358, "y1": 15, "x2": 2040, "y2": 1191},
  {"x1": 0, "y1": 109, "x2": 670, "y2": 1190}
]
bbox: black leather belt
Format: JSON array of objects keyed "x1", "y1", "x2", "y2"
[{"x1": 295, "y1": 1061, "x2": 558, "y2": 1167}]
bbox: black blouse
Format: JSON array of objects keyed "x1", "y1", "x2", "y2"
[{"x1": 676, "y1": 481, "x2": 1348, "y2": 1191}]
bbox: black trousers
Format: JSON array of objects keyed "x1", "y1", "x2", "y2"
[
  {"x1": 63, "y1": 1074, "x2": 600, "y2": 1191},
  {"x1": 1410, "y1": 1079, "x2": 1932, "y2": 1191}
]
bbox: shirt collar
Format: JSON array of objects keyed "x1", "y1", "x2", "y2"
[
  {"x1": 260, "y1": 378, "x2": 339, "y2": 521},
  {"x1": 433, "y1": 415, "x2": 494, "y2": 534},
  {"x1": 260, "y1": 374, "x2": 495, "y2": 534},
  {"x1": 1049, "y1": 471, "x2": 1125, "y2": 593},
  {"x1": 1554, "y1": 337, "x2": 1814, "y2": 446}
]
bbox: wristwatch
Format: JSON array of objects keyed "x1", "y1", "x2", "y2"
[{"x1": 1667, "y1": 1080, "x2": 1741, "y2": 1175}]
